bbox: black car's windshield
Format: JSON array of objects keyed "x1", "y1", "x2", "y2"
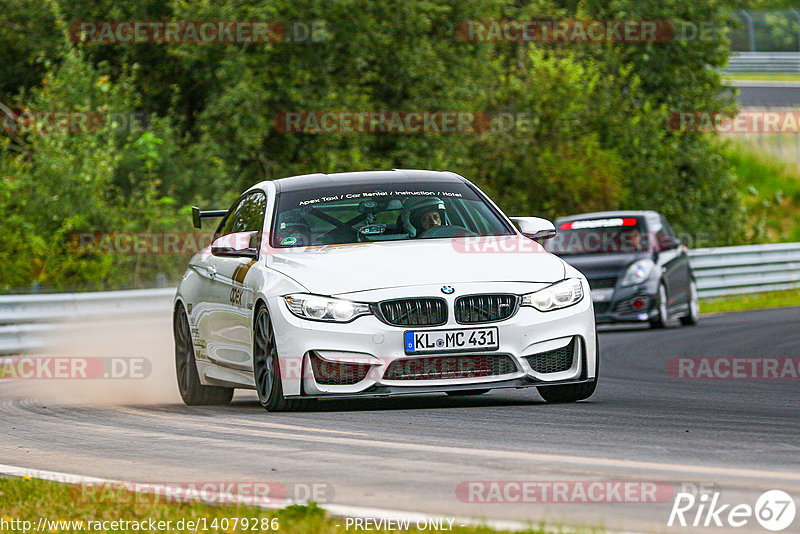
[
  {"x1": 272, "y1": 181, "x2": 514, "y2": 247},
  {"x1": 547, "y1": 216, "x2": 650, "y2": 255}
]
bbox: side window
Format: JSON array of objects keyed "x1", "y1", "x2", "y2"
[
  {"x1": 214, "y1": 192, "x2": 267, "y2": 253},
  {"x1": 233, "y1": 192, "x2": 267, "y2": 233},
  {"x1": 660, "y1": 217, "x2": 676, "y2": 237},
  {"x1": 218, "y1": 207, "x2": 237, "y2": 237},
  {"x1": 656, "y1": 216, "x2": 679, "y2": 250},
  {"x1": 218, "y1": 192, "x2": 267, "y2": 237}
]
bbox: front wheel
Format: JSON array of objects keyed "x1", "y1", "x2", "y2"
[
  {"x1": 679, "y1": 279, "x2": 699, "y2": 326},
  {"x1": 174, "y1": 305, "x2": 233, "y2": 406},
  {"x1": 253, "y1": 305, "x2": 313, "y2": 412},
  {"x1": 649, "y1": 282, "x2": 669, "y2": 329}
]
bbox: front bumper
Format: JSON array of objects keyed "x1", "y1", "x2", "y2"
[
  {"x1": 592, "y1": 280, "x2": 659, "y2": 324},
  {"x1": 267, "y1": 281, "x2": 597, "y2": 397}
]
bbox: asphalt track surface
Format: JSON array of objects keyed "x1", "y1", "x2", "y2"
[
  {"x1": 1, "y1": 307, "x2": 799, "y2": 533},
  {"x1": 732, "y1": 81, "x2": 800, "y2": 107}
]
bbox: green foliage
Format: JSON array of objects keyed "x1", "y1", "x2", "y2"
[
  {"x1": 729, "y1": 10, "x2": 800, "y2": 52},
  {"x1": 726, "y1": 140, "x2": 800, "y2": 243},
  {"x1": 0, "y1": 50, "x2": 207, "y2": 291},
  {"x1": 0, "y1": 0, "x2": 753, "y2": 290},
  {"x1": 464, "y1": 48, "x2": 626, "y2": 218}
]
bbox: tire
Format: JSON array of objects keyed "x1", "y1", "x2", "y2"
[
  {"x1": 174, "y1": 305, "x2": 233, "y2": 406},
  {"x1": 446, "y1": 389, "x2": 490, "y2": 396},
  {"x1": 680, "y1": 279, "x2": 699, "y2": 326},
  {"x1": 537, "y1": 334, "x2": 599, "y2": 403},
  {"x1": 253, "y1": 305, "x2": 314, "y2": 412},
  {"x1": 649, "y1": 282, "x2": 669, "y2": 329}
]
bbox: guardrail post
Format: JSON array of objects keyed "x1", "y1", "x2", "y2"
[
  {"x1": 739, "y1": 10, "x2": 756, "y2": 52},
  {"x1": 792, "y1": 9, "x2": 800, "y2": 52}
]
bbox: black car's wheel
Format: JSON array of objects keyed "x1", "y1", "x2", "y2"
[
  {"x1": 538, "y1": 334, "x2": 599, "y2": 403},
  {"x1": 253, "y1": 305, "x2": 313, "y2": 412},
  {"x1": 679, "y1": 279, "x2": 699, "y2": 326},
  {"x1": 446, "y1": 389, "x2": 490, "y2": 396},
  {"x1": 174, "y1": 305, "x2": 233, "y2": 406},
  {"x1": 649, "y1": 282, "x2": 669, "y2": 329}
]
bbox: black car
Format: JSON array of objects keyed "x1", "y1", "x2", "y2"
[{"x1": 547, "y1": 211, "x2": 698, "y2": 328}]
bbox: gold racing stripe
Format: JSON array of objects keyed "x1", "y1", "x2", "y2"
[{"x1": 232, "y1": 259, "x2": 257, "y2": 285}]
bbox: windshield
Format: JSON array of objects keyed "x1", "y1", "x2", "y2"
[
  {"x1": 547, "y1": 217, "x2": 651, "y2": 255},
  {"x1": 272, "y1": 181, "x2": 514, "y2": 247}
]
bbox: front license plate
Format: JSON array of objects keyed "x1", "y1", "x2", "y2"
[
  {"x1": 591, "y1": 288, "x2": 614, "y2": 302},
  {"x1": 404, "y1": 327, "x2": 499, "y2": 354}
]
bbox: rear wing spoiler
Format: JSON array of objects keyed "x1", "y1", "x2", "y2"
[{"x1": 191, "y1": 206, "x2": 227, "y2": 229}]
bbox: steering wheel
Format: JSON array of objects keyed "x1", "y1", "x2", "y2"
[{"x1": 417, "y1": 225, "x2": 478, "y2": 239}]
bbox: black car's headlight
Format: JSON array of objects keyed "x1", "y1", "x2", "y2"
[
  {"x1": 521, "y1": 279, "x2": 584, "y2": 312},
  {"x1": 621, "y1": 259, "x2": 655, "y2": 287},
  {"x1": 284, "y1": 294, "x2": 372, "y2": 322}
]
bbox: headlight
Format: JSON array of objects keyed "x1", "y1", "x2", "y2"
[
  {"x1": 283, "y1": 294, "x2": 372, "y2": 322},
  {"x1": 621, "y1": 259, "x2": 655, "y2": 287},
  {"x1": 521, "y1": 278, "x2": 584, "y2": 312}
]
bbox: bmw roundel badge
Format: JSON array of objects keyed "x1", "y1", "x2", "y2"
[{"x1": 441, "y1": 285, "x2": 455, "y2": 294}]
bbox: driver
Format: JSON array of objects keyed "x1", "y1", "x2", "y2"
[{"x1": 401, "y1": 197, "x2": 446, "y2": 237}]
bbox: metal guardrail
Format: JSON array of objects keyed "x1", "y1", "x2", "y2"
[
  {"x1": 689, "y1": 243, "x2": 800, "y2": 298},
  {"x1": 0, "y1": 288, "x2": 175, "y2": 355},
  {"x1": 726, "y1": 52, "x2": 800, "y2": 73},
  {"x1": 0, "y1": 243, "x2": 799, "y2": 354}
]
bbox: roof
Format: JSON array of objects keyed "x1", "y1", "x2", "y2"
[{"x1": 266, "y1": 169, "x2": 464, "y2": 193}]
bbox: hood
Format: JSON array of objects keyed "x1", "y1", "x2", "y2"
[
  {"x1": 556, "y1": 252, "x2": 650, "y2": 280},
  {"x1": 266, "y1": 236, "x2": 566, "y2": 295}
]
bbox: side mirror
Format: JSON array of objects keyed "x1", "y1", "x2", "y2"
[
  {"x1": 211, "y1": 231, "x2": 260, "y2": 258},
  {"x1": 510, "y1": 217, "x2": 557, "y2": 241}
]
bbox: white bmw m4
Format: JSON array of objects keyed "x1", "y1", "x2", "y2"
[{"x1": 174, "y1": 170, "x2": 598, "y2": 411}]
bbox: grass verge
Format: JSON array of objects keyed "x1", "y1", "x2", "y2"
[
  {"x1": 725, "y1": 140, "x2": 800, "y2": 243},
  {"x1": 723, "y1": 73, "x2": 800, "y2": 82},
  {"x1": 0, "y1": 476, "x2": 570, "y2": 534},
  {"x1": 701, "y1": 289, "x2": 800, "y2": 314}
]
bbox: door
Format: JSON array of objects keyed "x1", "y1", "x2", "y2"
[
  {"x1": 654, "y1": 216, "x2": 688, "y2": 312},
  {"x1": 205, "y1": 191, "x2": 267, "y2": 371}
]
